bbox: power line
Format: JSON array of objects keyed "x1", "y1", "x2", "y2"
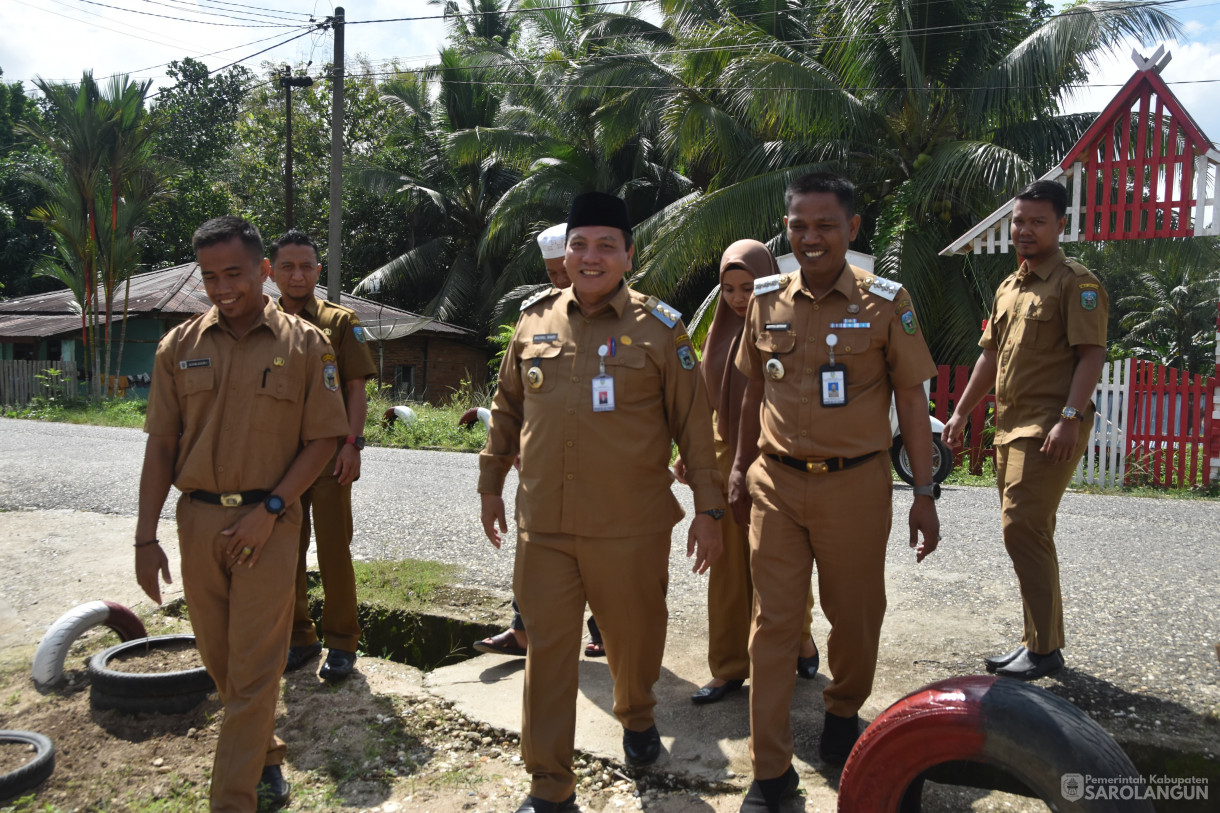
[
  {"x1": 146, "y1": 25, "x2": 324, "y2": 100},
  {"x1": 152, "y1": 0, "x2": 316, "y2": 23},
  {"x1": 74, "y1": 0, "x2": 306, "y2": 27},
  {"x1": 14, "y1": 0, "x2": 204, "y2": 55}
]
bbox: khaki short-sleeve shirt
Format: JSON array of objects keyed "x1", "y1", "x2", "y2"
[
  {"x1": 735, "y1": 264, "x2": 937, "y2": 460},
  {"x1": 281, "y1": 297, "x2": 378, "y2": 406},
  {"x1": 980, "y1": 250, "x2": 1108, "y2": 444},
  {"x1": 144, "y1": 297, "x2": 350, "y2": 493},
  {"x1": 478, "y1": 283, "x2": 724, "y2": 537}
]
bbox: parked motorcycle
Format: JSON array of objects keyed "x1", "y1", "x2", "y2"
[{"x1": 889, "y1": 382, "x2": 955, "y2": 486}]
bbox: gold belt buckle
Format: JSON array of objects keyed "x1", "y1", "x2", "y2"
[
  {"x1": 805, "y1": 460, "x2": 828, "y2": 474},
  {"x1": 219, "y1": 493, "x2": 243, "y2": 507}
]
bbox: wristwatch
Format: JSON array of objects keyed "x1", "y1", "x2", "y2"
[
  {"x1": 1060, "y1": 406, "x2": 1081, "y2": 421},
  {"x1": 912, "y1": 484, "x2": 941, "y2": 500},
  {"x1": 346, "y1": 435, "x2": 366, "y2": 450},
  {"x1": 700, "y1": 509, "x2": 726, "y2": 520},
  {"x1": 263, "y1": 494, "x2": 286, "y2": 517}
]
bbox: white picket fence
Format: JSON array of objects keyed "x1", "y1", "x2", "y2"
[
  {"x1": 1075, "y1": 358, "x2": 1132, "y2": 488},
  {"x1": 0, "y1": 360, "x2": 80, "y2": 406}
]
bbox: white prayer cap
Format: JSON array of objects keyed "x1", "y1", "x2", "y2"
[{"x1": 536, "y1": 223, "x2": 567, "y2": 259}]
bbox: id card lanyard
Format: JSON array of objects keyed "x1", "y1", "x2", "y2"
[
  {"x1": 592, "y1": 341, "x2": 615, "y2": 411},
  {"x1": 820, "y1": 333, "x2": 847, "y2": 407}
]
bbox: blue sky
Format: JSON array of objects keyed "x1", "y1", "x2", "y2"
[{"x1": 4, "y1": 0, "x2": 1218, "y2": 149}]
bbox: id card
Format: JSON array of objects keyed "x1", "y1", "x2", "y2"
[
  {"x1": 820, "y1": 364, "x2": 847, "y2": 407},
  {"x1": 592, "y1": 374, "x2": 615, "y2": 412}
]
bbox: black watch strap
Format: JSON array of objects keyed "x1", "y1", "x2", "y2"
[{"x1": 700, "y1": 508, "x2": 726, "y2": 520}]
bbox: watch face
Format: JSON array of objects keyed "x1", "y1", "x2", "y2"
[
  {"x1": 265, "y1": 495, "x2": 285, "y2": 514},
  {"x1": 354, "y1": 436, "x2": 366, "y2": 451}
]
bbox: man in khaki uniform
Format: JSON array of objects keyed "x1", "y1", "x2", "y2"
[
  {"x1": 478, "y1": 192, "x2": 724, "y2": 813},
  {"x1": 729, "y1": 173, "x2": 940, "y2": 811},
  {"x1": 944, "y1": 180, "x2": 1107, "y2": 681},
  {"x1": 271, "y1": 230, "x2": 378, "y2": 682},
  {"x1": 135, "y1": 216, "x2": 348, "y2": 811}
]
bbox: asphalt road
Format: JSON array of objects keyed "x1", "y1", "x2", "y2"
[{"x1": 1, "y1": 417, "x2": 1218, "y2": 733}]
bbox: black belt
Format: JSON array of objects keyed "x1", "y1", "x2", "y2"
[
  {"x1": 189, "y1": 489, "x2": 270, "y2": 507},
  {"x1": 766, "y1": 451, "x2": 879, "y2": 475}
]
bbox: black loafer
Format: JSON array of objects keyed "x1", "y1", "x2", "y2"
[
  {"x1": 257, "y1": 764, "x2": 291, "y2": 807},
  {"x1": 622, "y1": 724, "x2": 661, "y2": 765},
  {"x1": 739, "y1": 765, "x2": 799, "y2": 813},
  {"x1": 996, "y1": 648, "x2": 1063, "y2": 681},
  {"x1": 284, "y1": 641, "x2": 322, "y2": 673},
  {"x1": 319, "y1": 648, "x2": 357, "y2": 682},
  {"x1": 515, "y1": 793, "x2": 578, "y2": 813},
  {"x1": 691, "y1": 679, "x2": 744, "y2": 705},
  {"x1": 983, "y1": 645, "x2": 1026, "y2": 673},
  {"x1": 818, "y1": 711, "x2": 860, "y2": 765},
  {"x1": 796, "y1": 645, "x2": 820, "y2": 680}
]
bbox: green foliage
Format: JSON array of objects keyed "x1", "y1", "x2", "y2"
[
  {"x1": 343, "y1": 559, "x2": 461, "y2": 609},
  {"x1": 2, "y1": 394, "x2": 147, "y2": 426}
]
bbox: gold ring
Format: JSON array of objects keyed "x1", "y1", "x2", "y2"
[{"x1": 241, "y1": 546, "x2": 253, "y2": 557}]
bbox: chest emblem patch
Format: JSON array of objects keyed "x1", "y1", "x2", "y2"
[{"x1": 1081, "y1": 290, "x2": 1098, "y2": 311}]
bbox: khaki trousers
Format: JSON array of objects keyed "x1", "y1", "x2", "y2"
[
  {"x1": 746, "y1": 453, "x2": 892, "y2": 780},
  {"x1": 291, "y1": 450, "x2": 361, "y2": 651},
  {"x1": 995, "y1": 424, "x2": 1089, "y2": 655},
  {"x1": 515, "y1": 529, "x2": 671, "y2": 802},
  {"x1": 707, "y1": 432, "x2": 814, "y2": 681},
  {"x1": 176, "y1": 494, "x2": 300, "y2": 813}
]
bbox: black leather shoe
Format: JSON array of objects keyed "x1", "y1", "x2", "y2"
[
  {"x1": 319, "y1": 648, "x2": 357, "y2": 682},
  {"x1": 257, "y1": 764, "x2": 291, "y2": 807},
  {"x1": 995, "y1": 648, "x2": 1063, "y2": 681},
  {"x1": 818, "y1": 712, "x2": 860, "y2": 765},
  {"x1": 691, "y1": 679, "x2": 745, "y2": 705},
  {"x1": 797, "y1": 641, "x2": 820, "y2": 680},
  {"x1": 739, "y1": 765, "x2": 799, "y2": 813},
  {"x1": 284, "y1": 641, "x2": 322, "y2": 673},
  {"x1": 983, "y1": 645, "x2": 1026, "y2": 673},
  {"x1": 623, "y1": 724, "x2": 661, "y2": 765},
  {"x1": 515, "y1": 793, "x2": 578, "y2": 813}
]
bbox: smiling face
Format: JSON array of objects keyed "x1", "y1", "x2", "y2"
[
  {"x1": 1011, "y1": 198, "x2": 1065, "y2": 267},
  {"x1": 721, "y1": 266, "x2": 754, "y2": 318},
  {"x1": 197, "y1": 237, "x2": 270, "y2": 334},
  {"x1": 564, "y1": 226, "x2": 633, "y2": 308},
  {"x1": 544, "y1": 256, "x2": 571, "y2": 290},
  {"x1": 271, "y1": 243, "x2": 322, "y2": 308},
  {"x1": 784, "y1": 191, "x2": 860, "y2": 282}
]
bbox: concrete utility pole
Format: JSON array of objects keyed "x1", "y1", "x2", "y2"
[
  {"x1": 327, "y1": 7, "x2": 345, "y2": 303},
  {"x1": 279, "y1": 70, "x2": 314, "y2": 229}
]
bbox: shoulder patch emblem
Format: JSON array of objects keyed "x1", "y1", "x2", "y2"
[
  {"x1": 867, "y1": 277, "x2": 900, "y2": 301},
  {"x1": 677, "y1": 344, "x2": 696, "y2": 370},
  {"x1": 520, "y1": 287, "x2": 560, "y2": 311},
  {"x1": 322, "y1": 360, "x2": 339, "y2": 392},
  {"x1": 644, "y1": 296, "x2": 682, "y2": 328},
  {"x1": 1081, "y1": 290, "x2": 1098, "y2": 311},
  {"x1": 901, "y1": 310, "x2": 917, "y2": 335},
  {"x1": 752, "y1": 274, "x2": 787, "y2": 296},
  {"x1": 352, "y1": 325, "x2": 366, "y2": 343}
]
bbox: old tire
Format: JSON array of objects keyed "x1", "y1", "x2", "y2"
[
  {"x1": 89, "y1": 687, "x2": 210, "y2": 715},
  {"x1": 32, "y1": 600, "x2": 147, "y2": 689},
  {"x1": 890, "y1": 435, "x2": 955, "y2": 486},
  {"x1": 88, "y1": 635, "x2": 214, "y2": 703},
  {"x1": 838, "y1": 676, "x2": 1154, "y2": 812},
  {"x1": 0, "y1": 730, "x2": 55, "y2": 800}
]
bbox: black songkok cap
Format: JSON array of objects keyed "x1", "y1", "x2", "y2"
[{"x1": 566, "y1": 191, "x2": 631, "y2": 234}]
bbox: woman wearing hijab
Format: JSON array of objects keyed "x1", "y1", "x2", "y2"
[{"x1": 678, "y1": 240, "x2": 820, "y2": 705}]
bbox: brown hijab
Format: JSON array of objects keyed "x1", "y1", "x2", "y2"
[{"x1": 702, "y1": 239, "x2": 780, "y2": 450}]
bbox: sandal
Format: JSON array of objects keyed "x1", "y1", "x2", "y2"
[
  {"x1": 474, "y1": 630, "x2": 527, "y2": 657},
  {"x1": 585, "y1": 616, "x2": 605, "y2": 657}
]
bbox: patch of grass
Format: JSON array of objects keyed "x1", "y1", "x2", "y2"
[
  {"x1": 1, "y1": 395, "x2": 147, "y2": 428},
  {"x1": 0, "y1": 797, "x2": 67, "y2": 813},
  {"x1": 330, "y1": 559, "x2": 460, "y2": 610}
]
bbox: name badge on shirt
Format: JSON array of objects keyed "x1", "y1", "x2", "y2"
[
  {"x1": 533, "y1": 333, "x2": 559, "y2": 343},
  {"x1": 820, "y1": 364, "x2": 847, "y2": 407},
  {"x1": 592, "y1": 374, "x2": 615, "y2": 412},
  {"x1": 180, "y1": 358, "x2": 211, "y2": 369}
]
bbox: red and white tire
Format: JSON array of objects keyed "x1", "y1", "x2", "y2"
[
  {"x1": 31, "y1": 601, "x2": 146, "y2": 690},
  {"x1": 838, "y1": 675, "x2": 1153, "y2": 812}
]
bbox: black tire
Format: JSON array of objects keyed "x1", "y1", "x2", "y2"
[
  {"x1": 0, "y1": 730, "x2": 55, "y2": 800},
  {"x1": 891, "y1": 435, "x2": 955, "y2": 486},
  {"x1": 90, "y1": 687, "x2": 210, "y2": 716},
  {"x1": 88, "y1": 635, "x2": 214, "y2": 699},
  {"x1": 839, "y1": 676, "x2": 1154, "y2": 812}
]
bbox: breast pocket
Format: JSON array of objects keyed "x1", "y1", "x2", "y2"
[
  {"x1": 603, "y1": 344, "x2": 655, "y2": 400},
  {"x1": 252, "y1": 370, "x2": 304, "y2": 435},
  {"x1": 519, "y1": 343, "x2": 564, "y2": 394},
  {"x1": 754, "y1": 331, "x2": 797, "y2": 383},
  {"x1": 175, "y1": 368, "x2": 215, "y2": 411},
  {"x1": 1021, "y1": 298, "x2": 1060, "y2": 349}
]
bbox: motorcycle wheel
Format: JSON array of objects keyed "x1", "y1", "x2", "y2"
[{"x1": 891, "y1": 436, "x2": 954, "y2": 486}]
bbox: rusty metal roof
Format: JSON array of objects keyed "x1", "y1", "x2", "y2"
[{"x1": 0, "y1": 263, "x2": 474, "y2": 340}]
